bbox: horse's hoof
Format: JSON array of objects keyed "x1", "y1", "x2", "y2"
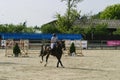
[
  {"x1": 44, "y1": 64, "x2": 47, "y2": 67},
  {"x1": 62, "y1": 66, "x2": 65, "y2": 68},
  {"x1": 40, "y1": 61, "x2": 43, "y2": 63},
  {"x1": 57, "y1": 66, "x2": 65, "y2": 68}
]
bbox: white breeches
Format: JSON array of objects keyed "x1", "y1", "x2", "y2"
[{"x1": 51, "y1": 43, "x2": 55, "y2": 49}]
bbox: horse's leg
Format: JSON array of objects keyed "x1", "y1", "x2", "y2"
[
  {"x1": 44, "y1": 53, "x2": 50, "y2": 67},
  {"x1": 57, "y1": 57, "x2": 64, "y2": 68},
  {"x1": 57, "y1": 60, "x2": 59, "y2": 67},
  {"x1": 40, "y1": 51, "x2": 47, "y2": 63},
  {"x1": 40, "y1": 55, "x2": 44, "y2": 63},
  {"x1": 59, "y1": 60, "x2": 64, "y2": 68},
  {"x1": 57, "y1": 59, "x2": 64, "y2": 68},
  {"x1": 59, "y1": 54, "x2": 64, "y2": 68},
  {"x1": 40, "y1": 46, "x2": 44, "y2": 63}
]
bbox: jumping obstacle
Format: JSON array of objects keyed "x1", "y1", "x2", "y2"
[
  {"x1": 5, "y1": 39, "x2": 29, "y2": 57},
  {"x1": 64, "y1": 40, "x2": 84, "y2": 56}
]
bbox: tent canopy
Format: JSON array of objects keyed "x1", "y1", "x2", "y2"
[{"x1": 0, "y1": 33, "x2": 82, "y2": 40}]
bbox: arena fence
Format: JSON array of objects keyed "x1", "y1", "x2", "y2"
[
  {"x1": 2, "y1": 39, "x2": 120, "y2": 57},
  {"x1": 87, "y1": 40, "x2": 120, "y2": 50}
]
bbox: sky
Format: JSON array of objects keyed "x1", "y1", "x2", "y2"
[{"x1": 0, "y1": 0, "x2": 120, "y2": 27}]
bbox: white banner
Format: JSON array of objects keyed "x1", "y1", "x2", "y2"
[
  {"x1": 65, "y1": 40, "x2": 88, "y2": 49},
  {"x1": 81, "y1": 40, "x2": 87, "y2": 49},
  {"x1": 1, "y1": 40, "x2": 6, "y2": 47},
  {"x1": 71, "y1": 40, "x2": 87, "y2": 49}
]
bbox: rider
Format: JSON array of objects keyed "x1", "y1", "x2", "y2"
[{"x1": 50, "y1": 33, "x2": 58, "y2": 50}]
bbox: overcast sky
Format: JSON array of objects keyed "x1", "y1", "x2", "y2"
[{"x1": 0, "y1": 0, "x2": 120, "y2": 27}]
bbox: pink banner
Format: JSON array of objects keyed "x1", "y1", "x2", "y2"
[{"x1": 107, "y1": 40, "x2": 120, "y2": 46}]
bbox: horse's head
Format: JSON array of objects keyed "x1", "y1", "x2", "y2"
[{"x1": 61, "y1": 40, "x2": 66, "y2": 50}]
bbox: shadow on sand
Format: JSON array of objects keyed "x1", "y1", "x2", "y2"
[
  {"x1": 65, "y1": 67, "x2": 107, "y2": 72},
  {"x1": 0, "y1": 62, "x2": 26, "y2": 65}
]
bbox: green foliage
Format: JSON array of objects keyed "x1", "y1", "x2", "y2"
[
  {"x1": 84, "y1": 26, "x2": 92, "y2": 34},
  {"x1": 100, "y1": 4, "x2": 120, "y2": 19},
  {"x1": 55, "y1": 0, "x2": 82, "y2": 33},
  {"x1": 91, "y1": 12, "x2": 101, "y2": 19},
  {"x1": 84, "y1": 23, "x2": 108, "y2": 35},
  {"x1": 13, "y1": 43, "x2": 21, "y2": 57},
  {"x1": 0, "y1": 23, "x2": 35, "y2": 33},
  {"x1": 41, "y1": 23, "x2": 60, "y2": 33},
  {"x1": 70, "y1": 42, "x2": 76, "y2": 55},
  {"x1": 113, "y1": 28, "x2": 120, "y2": 35},
  {"x1": 40, "y1": 0, "x2": 82, "y2": 33},
  {"x1": 56, "y1": 14, "x2": 69, "y2": 33},
  {"x1": 23, "y1": 26, "x2": 35, "y2": 33},
  {"x1": 0, "y1": 24, "x2": 8, "y2": 32},
  {"x1": 69, "y1": 25, "x2": 84, "y2": 34},
  {"x1": 83, "y1": 23, "x2": 109, "y2": 40},
  {"x1": 61, "y1": 0, "x2": 83, "y2": 8},
  {"x1": 94, "y1": 23, "x2": 108, "y2": 35},
  {"x1": 56, "y1": 9, "x2": 80, "y2": 33}
]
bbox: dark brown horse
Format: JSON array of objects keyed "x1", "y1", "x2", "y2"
[{"x1": 40, "y1": 40, "x2": 66, "y2": 68}]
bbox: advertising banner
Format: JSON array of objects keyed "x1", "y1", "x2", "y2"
[
  {"x1": 107, "y1": 40, "x2": 120, "y2": 46},
  {"x1": 1, "y1": 40, "x2": 6, "y2": 47}
]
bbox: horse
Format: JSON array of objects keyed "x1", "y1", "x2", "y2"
[{"x1": 40, "y1": 40, "x2": 66, "y2": 68}]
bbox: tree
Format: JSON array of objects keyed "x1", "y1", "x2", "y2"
[
  {"x1": 69, "y1": 42, "x2": 76, "y2": 56},
  {"x1": 13, "y1": 43, "x2": 21, "y2": 57},
  {"x1": 56, "y1": 14, "x2": 69, "y2": 33},
  {"x1": 100, "y1": 4, "x2": 120, "y2": 19},
  {"x1": 61, "y1": 0, "x2": 82, "y2": 20},
  {"x1": 0, "y1": 24, "x2": 8, "y2": 32},
  {"x1": 91, "y1": 12, "x2": 101, "y2": 19},
  {"x1": 6, "y1": 24, "x2": 16, "y2": 33},
  {"x1": 41, "y1": 23, "x2": 60, "y2": 33},
  {"x1": 94, "y1": 23, "x2": 108, "y2": 35},
  {"x1": 84, "y1": 23, "x2": 108, "y2": 40},
  {"x1": 69, "y1": 25, "x2": 84, "y2": 34},
  {"x1": 56, "y1": 0, "x2": 82, "y2": 33},
  {"x1": 61, "y1": 0, "x2": 82, "y2": 21},
  {"x1": 0, "y1": 23, "x2": 35, "y2": 33},
  {"x1": 113, "y1": 28, "x2": 120, "y2": 35},
  {"x1": 23, "y1": 26, "x2": 35, "y2": 33}
]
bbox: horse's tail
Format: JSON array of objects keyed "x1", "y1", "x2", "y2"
[{"x1": 40, "y1": 44, "x2": 44, "y2": 56}]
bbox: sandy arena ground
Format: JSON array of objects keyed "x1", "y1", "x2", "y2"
[{"x1": 0, "y1": 49, "x2": 120, "y2": 80}]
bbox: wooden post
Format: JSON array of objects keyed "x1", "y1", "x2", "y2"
[{"x1": 5, "y1": 39, "x2": 14, "y2": 56}]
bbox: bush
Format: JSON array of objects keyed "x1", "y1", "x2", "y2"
[
  {"x1": 69, "y1": 42, "x2": 76, "y2": 56},
  {"x1": 13, "y1": 43, "x2": 21, "y2": 57}
]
